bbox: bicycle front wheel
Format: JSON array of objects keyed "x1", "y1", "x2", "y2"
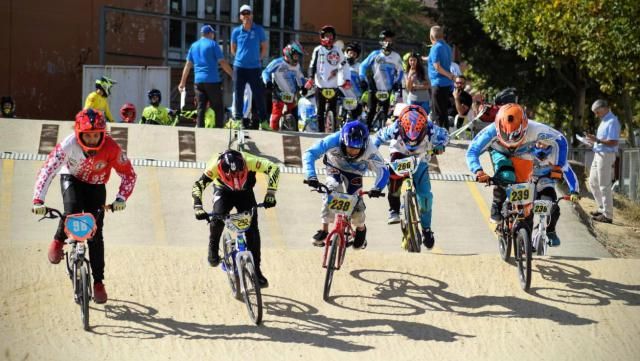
[
  {"x1": 403, "y1": 191, "x2": 421, "y2": 253},
  {"x1": 498, "y1": 220, "x2": 512, "y2": 262},
  {"x1": 80, "y1": 262, "x2": 90, "y2": 331},
  {"x1": 222, "y1": 235, "x2": 241, "y2": 300},
  {"x1": 515, "y1": 227, "x2": 532, "y2": 291},
  {"x1": 323, "y1": 233, "x2": 340, "y2": 301},
  {"x1": 240, "y1": 260, "x2": 263, "y2": 325},
  {"x1": 325, "y1": 110, "x2": 335, "y2": 133}
]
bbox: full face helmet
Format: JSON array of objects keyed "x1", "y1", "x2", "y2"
[
  {"x1": 495, "y1": 103, "x2": 528, "y2": 149},
  {"x1": 148, "y1": 89, "x2": 162, "y2": 106},
  {"x1": 340, "y1": 121, "x2": 369, "y2": 160},
  {"x1": 120, "y1": 103, "x2": 137, "y2": 123},
  {"x1": 95, "y1": 76, "x2": 117, "y2": 97},
  {"x1": 1, "y1": 96, "x2": 15, "y2": 117},
  {"x1": 398, "y1": 104, "x2": 429, "y2": 151},
  {"x1": 75, "y1": 109, "x2": 107, "y2": 153},
  {"x1": 217, "y1": 150, "x2": 248, "y2": 191},
  {"x1": 344, "y1": 42, "x2": 361, "y2": 65},
  {"x1": 283, "y1": 41, "x2": 304, "y2": 65},
  {"x1": 379, "y1": 29, "x2": 395, "y2": 52},
  {"x1": 319, "y1": 25, "x2": 336, "y2": 47}
]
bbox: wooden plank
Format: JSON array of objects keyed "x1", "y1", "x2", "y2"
[
  {"x1": 37, "y1": 124, "x2": 59, "y2": 155},
  {"x1": 109, "y1": 127, "x2": 128, "y2": 153},
  {"x1": 282, "y1": 134, "x2": 302, "y2": 167},
  {"x1": 178, "y1": 130, "x2": 196, "y2": 162}
]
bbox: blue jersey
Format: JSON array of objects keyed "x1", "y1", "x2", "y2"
[
  {"x1": 360, "y1": 50, "x2": 403, "y2": 91},
  {"x1": 261, "y1": 57, "x2": 306, "y2": 96},
  {"x1": 303, "y1": 132, "x2": 389, "y2": 190}
]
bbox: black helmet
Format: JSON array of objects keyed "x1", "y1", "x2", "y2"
[
  {"x1": 379, "y1": 30, "x2": 395, "y2": 52},
  {"x1": 344, "y1": 42, "x2": 361, "y2": 57},
  {"x1": 148, "y1": 89, "x2": 162, "y2": 105},
  {"x1": 319, "y1": 25, "x2": 336, "y2": 37},
  {"x1": 379, "y1": 29, "x2": 395, "y2": 40},
  {"x1": 1, "y1": 96, "x2": 15, "y2": 117}
]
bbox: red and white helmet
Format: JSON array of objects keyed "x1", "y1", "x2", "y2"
[
  {"x1": 75, "y1": 109, "x2": 107, "y2": 152},
  {"x1": 217, "y1": 150, "x2": 248, "y2": 191}
]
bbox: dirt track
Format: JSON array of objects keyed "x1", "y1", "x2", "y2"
[{"x1": 2, "y1": 245, "x2": 639, "y2": 361}]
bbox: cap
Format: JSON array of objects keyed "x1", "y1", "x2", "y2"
[
  {"x1": 240, "y1": 4, "x2": 252, "y2": 13},
  {"x1": 591, "y1": 99, "x2": 608, "y2": 112},
  {"x1": 200, "y1": 25, "x2": 215, "y2": 34}
]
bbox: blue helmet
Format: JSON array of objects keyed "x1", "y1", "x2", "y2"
[{"x1": 340, "y1": 121, "x2": 369, "y2": 160}]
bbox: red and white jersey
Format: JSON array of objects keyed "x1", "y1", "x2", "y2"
[{"x1": 33, "y1": 134, "x2": 137, "y2": 202}]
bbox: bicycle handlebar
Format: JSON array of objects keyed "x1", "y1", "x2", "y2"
[
  {"x1": 38, "y1": 205, "x2": 113, "y2": 222},
  {"x1": 205, "y1": 203, "x2": 265, "y2": 223},
  {"x1": 302, "y1": 179, "x2": 385, "y2": 197}
]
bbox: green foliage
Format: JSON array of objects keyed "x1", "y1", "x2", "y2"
[{"x1": 352, "y1": 0, "x2": 429, "y2": 43}]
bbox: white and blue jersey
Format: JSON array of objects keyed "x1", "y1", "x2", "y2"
[
  {"x1": 374, "y1": 120, "x2": 449, "y2": 160},
  {"x1": 359, "y1": 50, "x2": 403, "y2": 92},
  {"x1": 261, "y1": 57, "x2": 306, "y2": 96},
  {"x1": 466, "y1": 119, "x2": 579, "y2": 192},
  {"x1": 303, "y1": 132, "x2": 389, "y2": 191},
  {"x1": 341, "y1": 61, "x2": 363, "y2": 99}
]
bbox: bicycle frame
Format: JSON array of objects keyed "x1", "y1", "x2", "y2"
[{"x1": 322, "y1": 212, "x2": 354, "y2": 271}]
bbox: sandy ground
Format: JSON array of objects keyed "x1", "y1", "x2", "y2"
[{"x1": 1, "y1": 244, "x2": 639, "y2": 361}]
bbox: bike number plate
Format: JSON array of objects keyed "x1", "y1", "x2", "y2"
[
  {"x1": 281, "y1": 92, "x2": 294, "y2": 103},
  {"x1": 326, "y1": 192, "x2": 358, "y2": 216},
  {"x1": 343, "y1": 97, "x2": 358, "y2": 110},
  {"x1": 390, "y1": 156, "x2": 417, "y2": 176},
  {"x1": 507, "y1": 183, "x2": 534, "y2": 206},
  {"x1": 321, "y1": 88, "x2": 336, "y2": 99},
  {"x1": 375, "y1": 91, "x2": 390, "y2": 101},
  {"x1": 533, "y1": 200, "x2": 552, "y2": 216},
  {"x1": 63, "y1": 213, "x2": 97, "y2": 242},
  {"x1": 226, "y1": 213, "x2": 253, "y2": 233}
]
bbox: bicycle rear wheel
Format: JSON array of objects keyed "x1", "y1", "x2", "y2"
[
  {"x1": 403, "y1": 191, "x2": 421, "y2": 253},
  {"x1": 515, "y1": 227, "x2": 532, "y2": 291},
  {"x1": 222, "y1": 235, "x2": 241, "y2": 300},
  {"x1": 323, "y1": 234, "x2": 340, "y2": 301},
  {"x1": 325, "y1": 110, "x2": 335, "y2": 133},
  {"x1": 80, "y1": 262, "x2": 90, "y2": 331},
  {"x1": 240, "y1": 260, "x2": 263, "y2": 325}
]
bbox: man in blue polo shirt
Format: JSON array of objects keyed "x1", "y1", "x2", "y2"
[
  {"x1": 427, "y1": 25, "x2": 456, "y2": 128},
  {"x1": 230, "y1": 4, "x2": 271, "y2": 131},
  {"x1": 179, "y1": 25, "x2": 233, "y2": 128},
  {"x1": 586, "y1": 99, "x2": 621, "y2": 223}
]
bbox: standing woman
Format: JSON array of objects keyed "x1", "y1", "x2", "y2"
[{"x1": 404, "y1": 53, "x2": 431, "y2": 114}]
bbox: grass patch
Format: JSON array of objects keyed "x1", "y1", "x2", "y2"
[{"x1": 613, "y1": 193, "x2": 640, "y2": 224}]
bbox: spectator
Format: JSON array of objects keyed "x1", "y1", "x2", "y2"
[
  {"x1": 230, "y1": 4, "x2": 271, "y2": 131},
  {"x1": 84, "y1": 76, "x2": 116, "y2": 122},
  {"x1": 427, "y1": 25, "x2": 455, "y2": 128},
  {"x1": 1, "y1": 96, "x2": 16, "y2": 118},
  {"x1": 404, "y1": 52, "x2": 431, "y2": 113},
  {"x1": 451, "y1": 75, "x2": 472, "y2": 128},
  {"x1": 586, "y1": 99, "x2": 620, "y2": 223},
  {"x1": 179, "y1": 24, "x2": 232, "y2": 128}
]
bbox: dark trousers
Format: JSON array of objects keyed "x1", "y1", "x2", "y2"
[
  {"x1": 233, "y1": 67, "x2": 266, "y2": 122},
  {"x1": 195, "y1": 82, "x2": 224, "y2": 128},
  {"x1": 316, "y1": 88, "x2": 339, "y2": 133},
  {"x1": 209, "y1": 185, "x2": 263, "y2": 272},
  {"x1": 431, "y1": 86, "x2": 452, "y2": 128},
  {"x1": 54, "y1": 175, "x2": 106, "y2": 284},
  {"x1": 366, "y1": 92, "x2": 390, "y2": 129}
]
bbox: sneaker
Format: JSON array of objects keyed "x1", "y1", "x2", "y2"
[
  {"x1": 353, "y1": 227, "x2": 367, "y2": 249},
  {"x1": 547, "y1": 232, "x2": 561, "y2": 247},
  {"x1": 256, "y1": 272, "x2": 269, "y2": 288},
  {"x1": 312, "y1": 230, "x2": 328, "y2": 247},
  {"x1": 387, "y1": 211, "x2": 401, "y2": 225},
  {"x1": 589, "y1": 210, "x2": 603, "y2": 217},
  {"x1": 93, "y1": 283, "x2": 108, "y2": 304},
  {"x1": 400, "y1": 236, "x2": 409, "y2": 250},
  {"x1": 490, "y1": 203, "x2": 502, "y2": 224},
  {"x1": 422, "y1": 228, "x2": 435, "y2": 249},
  {"x1": 259, "y1": 120, "x2": 273, "y2": 131},
  {"x1": 592, "y1": 214, "x2": 613, "y2": 223},
  {"x1": 47, "y1": 239, "x2": 64, "y2": 264},
  {"x1": 208, "y1": 253, "x2": 221, "y2": 268}
]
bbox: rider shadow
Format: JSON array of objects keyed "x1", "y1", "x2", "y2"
[
  {"x1": 92, "y1": 297, "x2": 468, "y2": 351},
  {"x1": 530, "y1": 258, "x2": 640, "y2": 307},
  {"x1": 333, "y1": 269, "x2": 594, "y2": 326}
]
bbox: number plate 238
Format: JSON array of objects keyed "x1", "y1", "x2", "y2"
[{"x1": 326, "y1": 193, "x2": 358, "y2": 216}]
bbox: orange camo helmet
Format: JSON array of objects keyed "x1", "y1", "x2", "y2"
[
  {"x1": 217, "y1": 150, "x2": 248, "y2": 191},
  {"x1": 495, "y1": 103, "x2": 528, "y2": 148},
  {"x1": 398, "y1": 104, "x2": 429, "y2": 151},
  {"x1": 75, "y1": 109, "x2": 106, "y2": 153}
]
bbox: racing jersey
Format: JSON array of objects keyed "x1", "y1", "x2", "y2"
[
  {"x1": 141, "y1": 105, "x2": 176, "y2": 126},
  {"x1": 303, "y1": 132, "x2": 389, "y2": 190},
  {"x1": 374, "y1": 119, "x2": 449, "y2": 161},
  {"x1": 84, "y1": 91, "x2": 114, "y2": 122},
  {"x1": 341, "y1": 61, "x2": 363, "y2": 99},
  {"x1": 203, "y1": 151, "x2": 280, "y2": 191},
  {"x1": 465, "y1": 119, "x2": 579, "y2": 192},
  {"x1": 33, "y1": 134, "x2": 136, "y2": 202},
  {"x1": 308, "y1": 45, "x2": 350, "y2": 89},
  {"x1": 359, "y1": 50, "x2": 404, "y2": 92},
  {"x1": 262, "y1": 57, "x2": 306, "y2": 97}
]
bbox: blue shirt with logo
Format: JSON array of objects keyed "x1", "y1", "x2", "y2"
[
  {"x1": 186, "y1": 37, "x2": 224, "y2": 83},
  {"x1": 231, "y1": 23, "x2": 267, "y2": 69},
  {"x1": 594, "y1": 111, "x2": 621, "y2": 153},
  {"x1": 427, "y1": 40, "x2": 453, "y2": 87}
]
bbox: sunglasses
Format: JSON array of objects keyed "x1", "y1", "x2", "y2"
[{"x1": 240, "y1": 11, "x2": 251, "y2": 15}]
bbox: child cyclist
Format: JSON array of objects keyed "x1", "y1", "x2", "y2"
[
  {"x1": 31, "y1": 109, "x2": 137, "y2": 304},
  {"x1": 84, "y1": 76, "x2": 117, "y2": 122},
  {"x1": 303, "y1": 121, "x2": 389, "y2": 249},
  {"x1": 141, "y1": 89, "x2": 177, "y2": 126},
  {"x1": 262, "y1": 41, "x2": 306, "y2": 131},
  {"x1": 191, "y1": 149, "x2": 279, "y2": 288},
  {"x1": 340, "y1": 42, "x2": 365, "y2": 121},
  {"x1": 374, "y1": 104, "x2": 448, "y2": 249}
]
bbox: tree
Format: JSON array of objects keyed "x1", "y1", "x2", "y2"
[{"x1": 352, "y1": 0, "x2": 430, "y2": 44}]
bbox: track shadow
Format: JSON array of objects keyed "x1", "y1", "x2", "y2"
[
  {"x1": 530, "y1": 258, "x2": 640, "y2": 306},
  {"x1": 330, "y1": 269, "x2": 595, "y2": 326},
  {"x1": 91, "y1": 296, "x2": 468, "y2": 350}
]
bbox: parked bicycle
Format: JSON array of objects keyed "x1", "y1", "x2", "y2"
[
  {"x1": 206, "y1": 205, "x2": 264, "y2": 325},
  {"x1": 389, "y1": 155, "x2": 423, "y2": 252},
  {"x1": 304, "y1": 180, "x2": 383, "y2": 301},
  {"x1": 38, "y1": 206, "x2": 111, "y2": 331}
]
